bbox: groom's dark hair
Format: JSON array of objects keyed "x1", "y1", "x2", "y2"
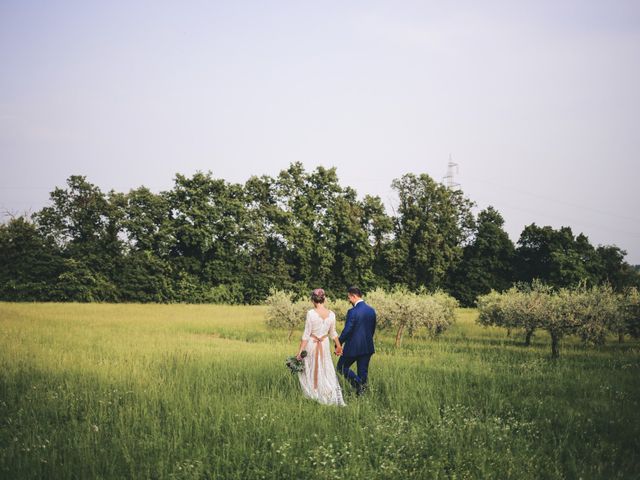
[{"x1": 347, "y1": 286, "x2": 363, "y2": 297}]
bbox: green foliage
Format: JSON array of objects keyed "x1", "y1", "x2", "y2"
[
  {"x1": 478, "y1": 281, "x2": 550, "y2": 345},
  {"x1": 202, "y1": 283, "x2": 245, "y2": 305},
  {"x1": 514, "y1": 224, "x2": 636, "y2": 290},
  {"x1": 476, "y1": 290, "x2": 506, "y2": 329},
  {"x1": 167, "y1": 171, "x2": 250, "y2": 290},
  {"x1": 596, "y1": 245, "x2": 639, "y2": 291},
  {"x1": 477, "y1": 283, "x2": 639, "y2": 357},
  {"x1": 264, "y1": 289, "x2": 309, "y2": 340},
  {"x1": 117, "y1": 252, "x2": 175, "y2": 303},
  {"x1": 1, "y1": 165, "x2": 638, "y2": 304},
  {"x1": 366, "y1": 288, "x2": 458, "y2": 347},
  {"x1": 387, "y1": 173, "x2": 474, "y2": 290},
  {"x1": 33, "y1": 176, "x2": 124, "y2": 270},
  {"x1": 325, "y1": 297, "x2": 351, "y2": 322},
  {"x1": 264, "y1": 286, "x2": 459, "y2": 349},
  {"x1": 0, "y1": 217, "x2": 62, "y2": 300},
  {"x1": 572, "y1": 284, "x2": 619, "y2": 346},
  {"x1": 122, "y1": 186, "x2": 174, "y2": 257},
  {"x1": 623, "y1": 287, "x2": 640, "y2": 338},
  {"x1": 170, "y1": 272, "x2": 244, "y2": 304},
  {"x1": 448, "y1": 206, "x2": 515, "y2": 306},
  {"x1": 430, "y1": 290, "x2": 459, "y2": 333},
  {"x1": 54, "y1": 258, "x2": 118, "y2": 302}
]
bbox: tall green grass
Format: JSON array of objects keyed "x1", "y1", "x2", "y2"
[{"x1": 0, "y1": 303, "x2": 638, "y2": 479}]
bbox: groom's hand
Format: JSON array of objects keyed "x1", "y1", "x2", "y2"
[{"x1": 335, "y1": 346, "x2": 343, "y2": 356}]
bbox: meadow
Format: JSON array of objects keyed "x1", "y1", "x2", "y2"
[{"x1": 0, "y1": 302, "x2": 638, "y2": 479}]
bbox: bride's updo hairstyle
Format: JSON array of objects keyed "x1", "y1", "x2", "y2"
[{"x1": 311, "y1": 288, "x2": 326, "y2": 304}]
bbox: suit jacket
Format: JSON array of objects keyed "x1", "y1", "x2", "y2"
[{"x1": 339, "y1": 301, "x2": 376, "y2": 357}]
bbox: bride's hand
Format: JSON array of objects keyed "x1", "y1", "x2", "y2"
[{"x1": 296, "y1": 353, "x2": 303, "y2": 361}]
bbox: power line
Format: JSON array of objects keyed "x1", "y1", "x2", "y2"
[
  {"x1": 471, "y1": 192, "x2": 640, "y2": 239},
  {"x1": 464, "y1": 174, "x2": 640, "y2": 223}
]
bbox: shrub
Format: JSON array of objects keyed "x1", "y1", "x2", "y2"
[
  {"x1": 366, "y1": 288, "x2": 457, "y2": 347},
  {"x1": 326, "y1": 298, "x2": 351, "y2": 323},
  {"x1": 265, "y1": 287, "x2": 458, "y2": 347},
  {"x1": 264, "y1": 289, "x2": 308, "y2": 340},
  {"x1": 621, "y1": 287, "x2": 640, "y2": 340}
]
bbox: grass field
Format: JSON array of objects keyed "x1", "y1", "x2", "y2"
[{"x1": 1, "y1": 302, "x2": 639, "y2": 479}]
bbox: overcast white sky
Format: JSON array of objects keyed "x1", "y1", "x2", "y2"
[{"x1": 1, "y1": 1, "x2": 639, "y2": 263}]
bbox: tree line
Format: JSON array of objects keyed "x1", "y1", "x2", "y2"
[{"x1": 1, "y1": 162, "x2": 638, "y2": 304}]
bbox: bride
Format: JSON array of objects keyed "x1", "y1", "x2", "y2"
[{"x1": 294, "y1": 288, "x2": 346, "y2": 406}]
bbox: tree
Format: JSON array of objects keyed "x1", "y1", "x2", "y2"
[
  {"x1": 367, "y1": 288, "x2": 457, "y2": 347},
  {"x1": 447, "y1": 206, "x2": 515, "y2": 306},
  {"x1": 328, "y1": 191, "x2": 376, "y2": 292},
  {"x1": 572, "y1": 284, "x2": 619, "y2": 346},
  {"x1": 388, "y1": 174, "x2": 474, "y2": 290},
  {"x1": 242, "y1": 174, "x2": 293, "y2": 302},
  {"x1": 361, "y1": 195, "x2": 394, "y2": 286},
  {"x1": 34, "y1": 176, "x2": 122, "y2": 255},
  {"x1": 32, "y1": 176, "x2": 123, "y2": 300},
  {"x1": 122, "y1": 186, "x2": 174, "y2": 257},
  {"x1": 623, "y1": 288, "x2": 640, "y2": 339},
  {"x1": 0, "y1": 217, "x2": 62, "y2": 300},
  {"x1": 167, "y1": 171, "x2": 251, "y2": 298},
  {"x1": 274, "y1": 163, "x2": 340, "y2": 291},
  {"x1": 477, "y1": 283, "x2": 627, "y2": 358},
  {"x1": 595, "y1": 245, "x2": 638, "y2": 291},
  {"x1": 264, "y1": 289, "x2": 309, "y2": 340},
  {"x1": 54, "y1": 258, "x2": 118, "y2": 302},
  {"x1": 117, "y1": 251, "x2": 174, "y2": 302},
  {"x1": 516, "y1": 224, "x2": 639, "y2": 293},
  {"x1": 268, "y1": 163, "x2": 379, "y2": 297},
  {"x1": 477, "y1": 282, "x2": 549, "y2": 346},
  {"x1": 516, "y1": 224, "x2": 596, "y2": 288}
]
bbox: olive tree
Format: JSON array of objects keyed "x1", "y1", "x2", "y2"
[
  {"x1": 617, "y1": 287, "x2": 640, "y2": 341},
  {"x1": 478, "y1": 283, "x2": 626, "y2": 358},
  {"x1": 367, "y1": 288, "x2": 457, "y2": 347},
  {"x1": 264, "y1": 289, "x2": 308, "y2": 340},
  {"x1": 477, "y1": 285, "x2": 546, "y2": 345}
]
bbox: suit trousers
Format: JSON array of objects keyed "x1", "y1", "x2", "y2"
[{"x1": 337, "y1": 354, "x2": 371, "y2": 390}]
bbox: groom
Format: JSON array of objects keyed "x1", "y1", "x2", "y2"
[{"x1": 336, "y1": 286, "x2": 376, "y2": 396}]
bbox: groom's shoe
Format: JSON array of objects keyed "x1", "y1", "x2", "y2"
[{"x1": 356, "y1": 383, "x2": 368, "y2": 396}]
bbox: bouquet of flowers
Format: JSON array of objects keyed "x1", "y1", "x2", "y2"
[{"x1": 285, "y1": 350, "x2": 307, "y2": 374}]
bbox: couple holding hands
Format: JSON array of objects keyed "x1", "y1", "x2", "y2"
[{"x1": 294, "y1": 286, "x2": 377, "y2": 406}]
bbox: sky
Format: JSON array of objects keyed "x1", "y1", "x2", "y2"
[{"x1": 1, "y1": 1, "x2": 639, "y2": 263}]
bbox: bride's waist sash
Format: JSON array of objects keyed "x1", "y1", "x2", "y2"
[{"x1": 310, "y1": 334, "x2": 329, "y2": 390}]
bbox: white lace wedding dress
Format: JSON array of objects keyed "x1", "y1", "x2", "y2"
[{"x1": 298, "y1": 309, "x2": 346, "y2": 406}]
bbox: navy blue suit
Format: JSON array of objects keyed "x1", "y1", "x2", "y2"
[{"x1": 337, "y1": 300, "x2": 376, "y2": 392}]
